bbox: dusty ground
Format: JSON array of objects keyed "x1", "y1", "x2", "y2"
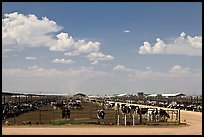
[{"x1": 2, "y1": 109, "x2": 202, "y2": 135}]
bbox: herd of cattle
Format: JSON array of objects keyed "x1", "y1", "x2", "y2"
[
  {"x1": 2, "y1": 96, "x2": 202, "y2": 125},
  {"x1": 166, "y1": 101, "x2": 202, "y2": 112},
  {"x1": 99, "y1": 101, "x2": 171, "y2": 122},
  {"x1": 2, "y1": 97, "x2": 83, "y2": 121},
  {"x1": 115, "y1": 99, "x2": 202, "y2": 112},
  {"x1": 2, "y1": 99, "x2": 52, "y2": 120}
]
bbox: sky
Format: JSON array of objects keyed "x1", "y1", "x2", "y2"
[{"x1": 2, "y1": 2, "x2": 202, "y2": 96}]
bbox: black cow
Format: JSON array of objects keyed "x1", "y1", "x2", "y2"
[
  {"x1": 97, "y1": 109, "x2": 105, "y2": 119},
  {"x1": 137, "y1": 108, "x2": 149, "y2": 114},
  {"x1": 159, "y1": 109, "x2": 170, "y2": 118},
  {"x1": 61, "y1": 105, "x2": 70, "y2": 119},
  {"x1": 121, "y1": 105, "x2": 131, "y2": 114},
  {"x1": 137, "y1": 108, "x2": 170, "y2": 122}
]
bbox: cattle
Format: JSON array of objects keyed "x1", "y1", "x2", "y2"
[
  {"x1": 68, "y1": 100, "x2": 83, "y2": 109},
  {"x1": 105, "y1": 101, "x2": 115, "y2": 108},
  {"x1": 97, "y1": 109, "x2": 105, "y2": 119},
  {"x1": 129, "y1": 105, "x2": 139, "y2": 113},
  {"x1": 175, "y1": 104, "x2": 185, "y2": 109},
  {"x1": 5, "y1": 121, "x2": 10, "y2": 126},
  {"x1": 167, "y1": 101, "x2": 177, "y2": 109},
  {"x1": 137, "y1": 107, "x2": 170, "y2": 122},
  {"x1": 156, "y1": 108, "x2": 170, "y2": 122},
  {"x1": 137, "y1": 108, "x2": 149, "y2": 114},
  {"x1": 2, "y1": 103, "x2": 37, "y2": 120},
  {"x1": 61, "y1": 105, "x2": 70, "y2": 119},
  {"x1": 186, "y1": 104, "x2": 197, "y2": 111},
  {"x1": 121, "y1": 105, "x2": 131, "y2": 114},
  {"x1": 119, "y1": 104, "x2": 140, "y2": 124},
  {"x1": 2, "y1": 98, "x2": 57, "y2": 121},
  {"x1": 196, "y1": 105, "x2": 202, "y2": 112},
  {"x1": 147, "y1": 108, "x2": 158, "y2": 121}
]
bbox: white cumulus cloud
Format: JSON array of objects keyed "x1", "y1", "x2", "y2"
[
  {"x1": 25, "y1": 56, "x2": 37, "y2": 60},
  {"x1": 169, "y1": 65, "x2": 191, "y2": 74},
  {"x1": 53, "y1": 58, "x2": 75, "y2": 64},
  {"x1": 124, "y1": 29, "x2": 130, "y2": 33},
  {"x1": 2, "y1": 12, "x2": 114, "y2": 64},
  {"x1": 138, "y1": 32, "x2": 202, "y2": 56},
  {"x1": 87, "y1": 52, "x2": 114, "y2": 64},
  {"x1": 113, "y1": 65, "x2": 131, "y2": 72},
  {"x1": 2, "y1": 12, "x2": 61, "y2": 52},
  {"x1": 64, "y1": 52, "x2": 79, "y2": 56}
]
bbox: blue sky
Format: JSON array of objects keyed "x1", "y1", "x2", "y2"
[{"x1": 2, "y1": 2, "x2": 202, "y2": 96}]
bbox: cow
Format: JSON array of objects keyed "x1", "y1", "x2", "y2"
[
  {"x1": 97, "y1": 109, "x2": 105, "y2": 120},
  {"x1": 61, "y1": 105, "x2": 70, "y2": 119},
  {"x1": 137, "y1": 108, "x2": 170, "y2": 122},
  {"x1": 68, "y1": 100, "x2": 82, "y2": 109},
  {"x1": 121, "y1": 105, "x2": 131, "y2": 114},
  {"x1": 147, "y1": 108, "x2": 158, "y2": 121},
  {"x1": 196, "y1": 105, "x2": 202, "y2": 112},
  {"x1": 120, "y1": 104, "x2": 140, "y2": 121},
  {"x1": 105, "y1": 101, "x2": 115, "y2": 109},
  {"x1": 137, "y1": 108, "x2": 149, "y2": 114},
  {"x1": 186, "y1": 104, "x2": 197, "y2": 111}
]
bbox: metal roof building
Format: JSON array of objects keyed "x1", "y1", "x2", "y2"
[{"x1": 148, "y1": 93, "x2": 186, "y2": 97}]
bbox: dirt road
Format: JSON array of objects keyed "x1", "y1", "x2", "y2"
[{"x1": 2, "y1": 110, "x2": 202, "y2": 135}]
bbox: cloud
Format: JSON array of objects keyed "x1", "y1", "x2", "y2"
[
  {"x1": 2, "y1": 12, "x2": 114, "y2": 64},
  {"x1": 25, "y1": 56, "x2": 37, "y2": 60},
  {"x1": 124, "y1": 29, "x2": 130, "y2": 33},
  {"x1": 91, "y1": 60, "x2": 98, "y2": 65},
  {"x1": 28, "y1": 65, "x2": 39, "y2": 69},
  {"x1": 49, "y1": 33, "x2": 100, "y2": 53},
  {"x1": 112, "y1": 64, "x2": 201, "y2": 80},
  {"x1": 49, "y1": 32, "x2": 75, "y2": 52},
  {"x1": 3, "y1": 66, "x2": 110, "y2": 79},
  {"x1": 138, "y1": 32, "x2": 202, "y2": 56},
  {"x1": 2, "y1": 12, "x2": 61, "y2": 52},
  {"x1": 53, "y1": 58, "x2": 75, "y2": 64},
  {"x1": 64, "y1": 52, "x2": 79, "y2": 56},
  {"x1": 2, "y1": 65, "x2": 201, "y2": 95},
  {"x1": 87, "y1": 52, "x2": 114, "y2": 64},
  {"x1": 169, "y1": 65, "x2": 191, "y2": 75},
  {"x1": 145, "y1": 66, "x2": 151, "y2": 70},
  {"x1": 2, "y1": 12, "x2": 99, "y2": 53},
  {"x1": 113, "y1": 65, "x2": 131, "y2": 72}
]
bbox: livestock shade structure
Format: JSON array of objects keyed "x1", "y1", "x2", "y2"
[
  {"x1": 2, "y1": 91, "x2": 45, "y2": 103},
  {"x1": 148, "y1": 93, "x2": 186, "y2": 97}
]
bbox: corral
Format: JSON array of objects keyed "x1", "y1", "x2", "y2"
[
  {"x1": 2, "y1": 91, "x2": 202, "y2": 135},
  {"x1": 2, "y1": 92, "x2": 202, "y2": 135},
  {"x1": 2, "y1": 98, "x2": 181, "y2": 126},
  {"x1": 2, "y1": 105, "x2": 202, "y2": 135}
]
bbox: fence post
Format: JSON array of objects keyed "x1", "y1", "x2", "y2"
[
  {"x1": 115, "y1": 110, "x2": 117, "y2": 125},
  {"x1": 52, "y1": 110, "x2": 54, "y2": 122},
  {"x1": 171, "y1": 110, "x2": 173, "y2": 120},
  {"x1": 117, "y1": 115, "x2": 120, "y2": 125},
  {"x1": 133, "y1": 113, "x2": 135, "y2": 126},
  {"x1": 178, "y1": 109, "x2": 180, "y2": 124},
  {"x1": 39, "y1": 110, "x2": 42, "y2": 123},
  {"x1": 90, "y1": 102, "x2": 92, "y2": 124},
  {"x1": 139, "y1": 109, "x2": 142, "y2": 124},
  {"x1": 124, "y1": 114, "x2": 126, "y2": 126}
]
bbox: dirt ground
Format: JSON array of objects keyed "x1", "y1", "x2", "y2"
[{"x1": 2, "y1": 109, "x2": 202, "y2": 135}]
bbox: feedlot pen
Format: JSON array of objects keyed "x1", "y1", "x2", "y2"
[{"x1": 2, "y1": 100, "x2": 180, "y2": 126}]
